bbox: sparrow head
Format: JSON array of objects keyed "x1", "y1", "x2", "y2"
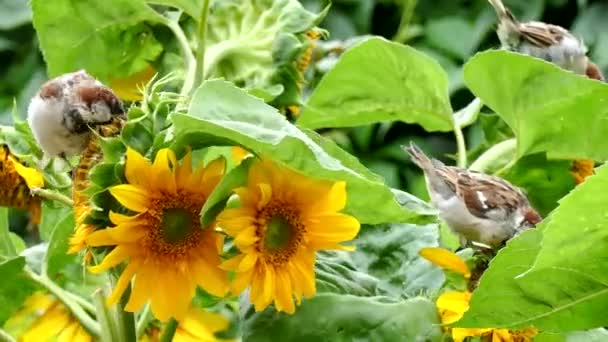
[{"x1": 520, "y1": 207, "x2": 542, "y2": 228}]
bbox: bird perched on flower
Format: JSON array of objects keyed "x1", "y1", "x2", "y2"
[
  {"x1": 487, "y1": 0, "x2": 604, "y2": 81},
  {"x1": 405, "y1": 143, "x2": 541, "y2": 249},
  {"x1": 27, "y1": 70, "x2": 125, "y2": 164}
]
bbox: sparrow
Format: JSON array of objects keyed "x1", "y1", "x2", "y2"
[
  {"x1": 27, "y1": 70, "x2": 125, "y2": 164},
  {"x1": 405, "y1": 143, "x2": 542, "y2": 249},
  {"x1": 488, "y1": 0, "x2": 604, "y2": 81}
]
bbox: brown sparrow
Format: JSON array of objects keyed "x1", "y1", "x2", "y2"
[
  {"x1": 405, "y1": 143, "x2": 541, "y2": 249},
  {"x1": 27, "y1": 70, "x2": 124, "y2": 162},
  {"x1": 488, "y1": 0, "x2": 604, "y2": 81}
]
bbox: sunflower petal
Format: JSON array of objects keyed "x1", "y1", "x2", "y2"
[
  {"x1": 125, "y1": 148, "x2": 151, "y2": 186},
  {"x1": 306, "y1": 213, "x2": 360, "y2": 242},
  {"x1": 88, "y1": 246, "x2": 131, "y2": 273},
  {"x1": 109, "y1": 185, "x2": 149, "y2": 212},
  {"x1": 106, "y1": 260, "x2": 140, "y2": 305},
  {"x1": 9, "y1": 156, "x2": 44, "y2": 189},
  {"x1": 419, "y1": 247, "x2": 471, "y2": 278}
]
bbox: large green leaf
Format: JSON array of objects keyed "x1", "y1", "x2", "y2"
[
  {"x1": 350, "y1": 223, "x2": 444, "y2": 297},
  {"x1": 297, "y1": 37, "x2": 453, "y2": 132},
  {"x1": 459, "y1": 164, "x2": 608, "y2": 332},
  {"x1": 464, "y1": 50, "x2": 608, "y2": 160},
  {"x1": 172, "y1": 80, "x2": 425, "y2": 224},
  {"x1": 456, "y1": 228, "x2": 542, "y2": 329},
  {"x1": 242, "y1": 295, "x2": 442, "y2": 341},
  {"x1": 32, "y1": 0, "x2": 163, "y2": 80},
  {"x1": 513, "y1": 164, "x2": 608, "y2": 331},
  {"x1": 0, "y1": 257, "x2": 38, "y2": 325},
  {"x1": 44, "y1": 212, "x2": 76, "y2": 278}
]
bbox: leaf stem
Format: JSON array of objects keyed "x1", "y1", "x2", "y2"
[
  {"x1": 392, "y1": 0, "x2": 418, "y2": 43},
  {"x1": 113, "y1": 282, "x2": 137, "y2": 342},
  {"x1": 165, "y1": 19, "x2": 196, "y2": 96},
  {"x1": 0, "y1": 328, "x2": 16, "y2": 342},
  {"x1": 67, "y1": 292, "x2": 96, "y2": 314},
  {"x1": 159, "y1": 318, "x2": 178, "y2": 342},
  {"x1": 453, "y1": 121, "x2": 467, "y2": 168},
  {"x1": 31, "y1": 188, "x2": 73, "y2": 206},
  {"x1": 191, "y1": 0, "x2": 212, "y2": 95},
  {"x1": 93, "y1": 289, "x2": 117, "y2": 342},
  {"x1": 135, "y1": 304, "x2": 153, "y2": 340},
  {"x1": 25, "y1": 268, "x2": 101, "y2": 337},
  {"x1": 469, "y1": 138, "x2": 517, "y2": 173}
]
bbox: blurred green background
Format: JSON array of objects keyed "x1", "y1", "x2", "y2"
[{"x1": 1, "y1": 0, "x2": 604, "y2": 212}]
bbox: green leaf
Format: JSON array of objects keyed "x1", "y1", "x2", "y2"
[
  {"x1": 38, "y1": 202, "x2": 72, "y2": 241},
  {"x1": 456, "y1": 228, "x2": 542, "y2": 329},
  {"x1": 242, "y1": 295, "x2": 442, "y2": 341},
  {"x1": 464, "y1": 50, "x2": 608, "y2": 160},
  {"x1": 32, "y1": 0, "x2": 163, "y2": 80},
  {"x1": 200, "y1": 157, "x2": 253, "y2": 226},
  {"x1": 506, "y1": 164, "x2": 608, "y2": 331},
  {"x1": 44, "y1": 212, "x2": 76, "y2": 278},
  {"x1": 9, "y1": 233, "x2": 26, "y2": 255},
  {"x1": 173, "y1": 80, "x2": 424, "y2": 224},
  {"x1": 0, "y1": 208, "x2": 16, "y2": 257},
  {"x1": 315, "y1": 252, "x2": 380, "y2": 296},
  {"x1": 504, "y1": 153, "x2": 575, "y2": 217},
  {"x1": 147, "y1": 0, "x2": 200, "y2": 19},
  {"x1": 351, "y1": 223, "x2": 444, "y2": 297},
  {"x1": 298, "y1": 37, "x2": 453, "y2": 132},
  {"x1": 0, "y1": 257, "x2": 38, "y2": 325}
]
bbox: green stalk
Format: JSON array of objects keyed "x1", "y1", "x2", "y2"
[
  {"x1": 136, "y1": 304, "x2": 153, "y2": 340},
  {"x1": 469, "y1": 138, "x2": 517, "y2": 173},
  {"x1": 159, "y1": 318, "x2": 178, "y2": 342},
  {"x1": 25, "y1": 268, "x2": 101, "y2": 337},
  {"x1": 190, "y1": 0, "x2": 212, "y2": 96},
  {"x1": 30, "y1": 188, "x2": 73, "y2": 206},
  {"x1": 113, "y1": 283, "x2": 137, "y2": 342},
  {"x1": 453, "y1": 121, "x2": 467, "y2": 168},
  {"x1": 93, "y1": 289, "x2": 117, "y2": 342},
  {"x1": 0, "y1": 329, "x2": 16, "y2": 342},
  {"x1": 165, "y1": 19, "x2": 196, "y2": 96}
]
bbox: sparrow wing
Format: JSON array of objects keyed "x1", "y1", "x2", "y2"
[
  {"x1": 455, "y1": 171, "x2": 527, "y2": 221},
  {"x1": 518, "y1": 22, "x2": 566, "y2": 47}
]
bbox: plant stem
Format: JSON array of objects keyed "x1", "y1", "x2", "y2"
[
  {"x1": 25, "y1": 268, "x2": 101, "y2": 337},
  {"x1": 453, "y1": 121, "x2": 467, "y2": 168},
  {"x1": 165, "y1": 19, "x2": 196, "y2": 96},
  {"x1": 0, "y1": 328, "x2": 16, "y2": 342},
  {"x1": 190, "y1": 0, "x2": 212, "y2": 95},
  {"x1": 159, "y1": 318, "x2": 178, "y2": 342},
  {"x1": 114, "y1": 283, "x2": 137, "y2": 342},
  {"x1": 67, "y1": 291, "x2": 96, "y2": 314},
  {"x1": 469, "y1": 138, "x2": 517, "y2": 173},
  {"x1": 31, "y1": 188, "x2": 73, "y2": 206},
  {"x1": 136, "y1": 304, "x2": 153, "y2": 340},
  {"x1": 93, "y1": 289, "x2": 117, "y2": 342},
  {"x1": 392, "y1": 0, "x2": 418, "y2": 43}
]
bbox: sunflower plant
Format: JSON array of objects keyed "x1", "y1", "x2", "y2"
[{"x1": 2, "y1": 0, "x2": 608, "y2": 341}]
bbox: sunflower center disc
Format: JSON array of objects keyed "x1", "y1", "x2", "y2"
[
  {"x1": 264, "y1": 215, "x2": 293, "y2": 251},
  {"x1": 161, "y1": 207, "x2": 193, "y2": 243}
]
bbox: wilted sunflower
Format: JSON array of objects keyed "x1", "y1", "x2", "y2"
[
  {"x1": 69, "y1": 117, "x2": 124, "y2": 254},
  {"x1": 0, "y1": 145, "x2": 44, "y2": 224},
  {"x1": 4, "y1": 292, "x2": 92, "y2": 342},
  {"x1": 86, "y1": 147, "x2": 230, "y2": 322},
  {"x1": 217, "y1": 158, "x2": 360, "y2": 314}
]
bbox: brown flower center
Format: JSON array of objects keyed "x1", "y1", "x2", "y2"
[
  {"x1": 256, "y1": 201, "x2": 305, "y2": 266},
  {"x1": 144, "y1": 192, "x2": 206, "y2": 259}
]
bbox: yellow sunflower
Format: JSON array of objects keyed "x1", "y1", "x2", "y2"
[
  {"x1": 86, "y1": 147, "x2": 230, "y2": 322},
  {"x1": 0, "y1": 145, "x2": 44, "y2": 224},
  {"x1": 217, "y1": 158, "x2": 360, "y2": 314},
  {"x1": 172, "y1": 308, "x2": 234, "y2": 342},
  {"x1": 4, "y1": 292, "x2": 92, "y2": 342}
]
